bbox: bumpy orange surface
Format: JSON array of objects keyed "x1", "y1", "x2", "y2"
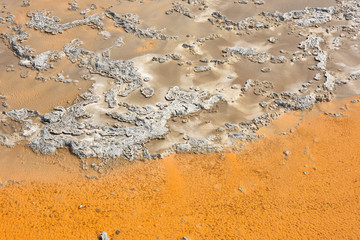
[{"x1": 0, "y1": 98, "x2": 360, "y2": 239}]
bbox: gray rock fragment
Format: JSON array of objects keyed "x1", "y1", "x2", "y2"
[
  {"x1": 229, "y1": 132, "x2": 245, "y2": 140},
  {"x1": 175, "y1": 143, "x2": 192, "y2": 152},
  {"x1": 22, "y1": 0, "x2": 30, "y2": 7},
  {"x1": 295, "y1": 7, "x2": 335, "y2": 26},
  {"x1": 166, "y1": 3, "x2": 195, "y2": 19},
  {"x1": 68, "y1": 0, "x2": 79, "y2": 11},
  {"x1": 194, "y1": 65, "x2": 211, "y2": 72},
  {"x1": 241, "y1": 79, "x2": 252, "y2": 92},
  {"x1": 253, "y1": 0, "x2": 265, "y2": 5},
  {"x1": 349, "y1": 70, "x2": 360, "y2": 80},
  {"x1": 323, "y1": 72, "x2": 335, "y2": 91},
  {"x1": 259, "y1": 102, "x2": 267, "y2": 108},
  {"x1": 99, "y1": 232, "x2": 110, "y2": 240},
  {"x1": 2, "y1": 26, "x2": 58, "y2": 71},
  {"x1": 105, "y1": 88, "x2": 118, "y2": 108},
  {"x1": 268, "y1": 37, "x2": 277, "y2": 43},
  {"x1": 26, "y1": 11, "x2": 104, "y2": 34},
  {"x1": 8, "y1": 108, "x2": 38, "y2": 121},
  {"x1": 314, "y1": 73, "x2": 322, "y2": 81},
  {"x1": 224, "y1": 46, "x2": 276, "y2": 63},
  {"x1": 264, "y1": 7, "x2": 335, "y2": 27},
  {"x1": 261, "y1": 67, "x2": 270, "y2": 73},
  {"x1": 270, "y1": 56, "x2": 287, "y2": 63},
  {"x1": 140, "y1": 87, "x2": 155, "y2": 98},
  {"x1": 274, "y1": 93, "x2": 316, "y2": 111},
  {"x1": 298, "y1": 34, "x2": 323, "y2": 50},
  {"x1": 105, "y1": 9, "x2": 170, "y2": 40},
  {"x1": 80, "y1": 9, "x2": 90, "y2": 15}
]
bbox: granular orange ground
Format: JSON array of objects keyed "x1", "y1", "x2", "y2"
[{"x1": 0, "y1": 97, "x2": 359, "y2": 239}]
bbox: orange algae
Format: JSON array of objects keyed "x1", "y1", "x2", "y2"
[{"x1": 0, "y1": 98, "x2": 359, "y2": 239}]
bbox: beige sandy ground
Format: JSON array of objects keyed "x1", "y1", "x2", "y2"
[{"x1": 0, "y1": 96, "x2": 359, "y2": 239}]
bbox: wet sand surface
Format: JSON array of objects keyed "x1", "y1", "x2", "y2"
[
  {"x1": 0, "y1": 0, "x2": 360, "y2": 238},
  {"x1": 1, "y1": 97, "x2": 360, "y2": 239}
]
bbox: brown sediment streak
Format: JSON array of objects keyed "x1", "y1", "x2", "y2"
[{"x1": 1, "y1": 97, "x2": 359, "y2": 239}]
